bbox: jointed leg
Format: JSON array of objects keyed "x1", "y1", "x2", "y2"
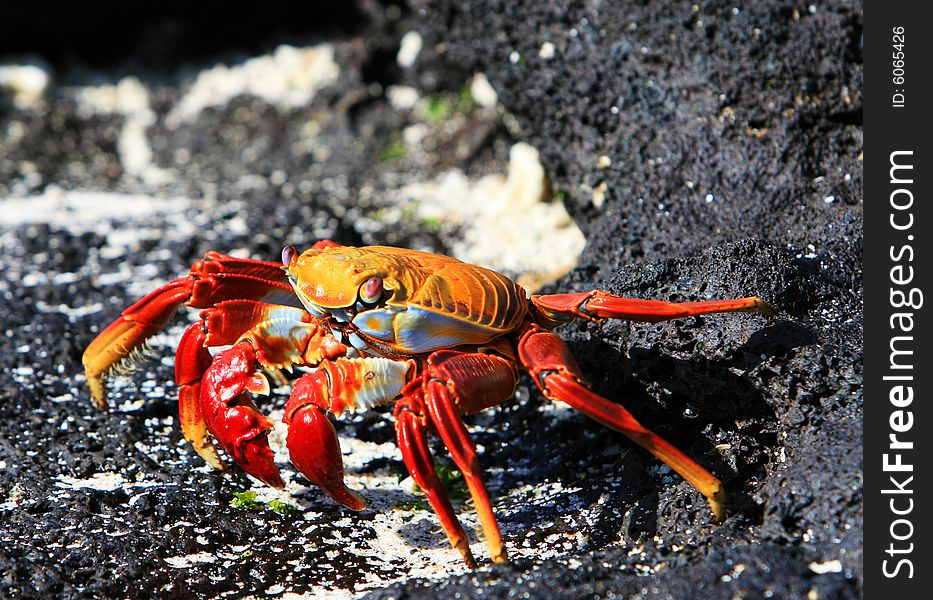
[
  {"x1": 84, "y1": 251, "x2": 294, "y2": 407},
  {"x1": 423, "y1": 385, "x2": 505, "y2": 563},
  {"x1": 422, "y1": 351, "x2": 518, "y2": 563},
  {"x1": 175, "y1": 321, "x2": 223, "y2": 470},
  {"x1": 395, "y1": 387, "x2": 477, "y2": 568},
  {"x1": 531, "y1": 290, "x2": 775, "y2": 325},
  {"x1": 393, "y1": 351, "x2": 517, "y2": 566},
  {"x1": 517, "y1": 326, "x2": 727, "y2": 521}
]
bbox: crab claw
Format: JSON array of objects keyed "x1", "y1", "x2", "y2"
[
  {"x1": 83, "y1": 278, "x2": 193, "y2": 407},
  {"x1": 200, "y1": 341, "x2": 284, "y2": 488},
  {"x1": 285, "y1": 378, "x2": 365, "y2": 511}
]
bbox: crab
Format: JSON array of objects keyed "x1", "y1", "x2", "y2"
[{"x1": 83, "y1": 241, "x2": 776, "y2": 567}]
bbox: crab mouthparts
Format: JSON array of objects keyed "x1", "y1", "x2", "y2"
[{"x1": 291, "y1": 296, "x2": 374, "y2": 355}]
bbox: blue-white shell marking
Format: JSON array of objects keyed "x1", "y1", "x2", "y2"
[
  {"x1": 341, "y1": 357, "x2": 412, "y2": 412},
  {"x1": 352, "y1": 304, "x2": 505, "y2": 354}
]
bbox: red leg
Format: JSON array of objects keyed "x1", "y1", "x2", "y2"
[
  {"x1": 395, "y1": 387, "x2": 477, "y2": 568},
  {"x1": 84, "y1": 251, "x2": 294, "y2": 407},
  {"x1": 517, "y1": 326, "x2": 727, "y2": 521},
  {"x1": 531, "y1": 290, "x2": 776, "y2": 325},
  {"x1": 421, "y1": 350, "x2": 518, "y2": 564},
  {"x1": 175, "y1": 322, "x2": 223, "y2": 470},
  {"x1": 283, "y1": 356, "x2": 414, "y2": 507}
]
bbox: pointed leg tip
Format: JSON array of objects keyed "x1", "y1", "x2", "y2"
[
  {"x1": 347, "y1": 490, "x2": 367, "y2": 511},
  {"x1": 330, "y1": 487, "x2": 366, "y2": 512},
  {"x1": 754, "y1": 297, "x2": 779, "y2": 318},
  {"x1": 708, "y1": 489, "x2": 728, "y2": 523},
  {"x1": 87, "y1": 375, "x2": 109, "y2": 410},
  {"x1": 192, "y1": 444, "x2": 226, "y2": 472},
  {"x1": 450, "y1": 537, "x2": 477, "y2": 568}
]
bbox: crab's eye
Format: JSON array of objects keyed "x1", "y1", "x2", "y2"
[
  {"x1": 282, "y1": 245, "x2": 297, "y2": 268},
  {"x1": 359, "y1": 276, "x2": 383, "y2": 304}
]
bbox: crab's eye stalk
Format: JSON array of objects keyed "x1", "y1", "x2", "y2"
[
  {"x1": 282, "y1": 245, "x2": 298, "y2": 268},
  {"x1": 359, "y1": 276, "x2": 383, "y2": 305}
]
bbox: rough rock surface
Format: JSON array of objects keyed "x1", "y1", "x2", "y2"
[{"x1": 1, "y1": 1, "x2": 861, "y2": 598}]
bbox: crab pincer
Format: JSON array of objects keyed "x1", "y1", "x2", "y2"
[
  {"x1": 199, "y1": 340, "x2": 284, "y2": 488},
  {"x1": 284, "y1": 375, "x2": 366, "y2": 511}
]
